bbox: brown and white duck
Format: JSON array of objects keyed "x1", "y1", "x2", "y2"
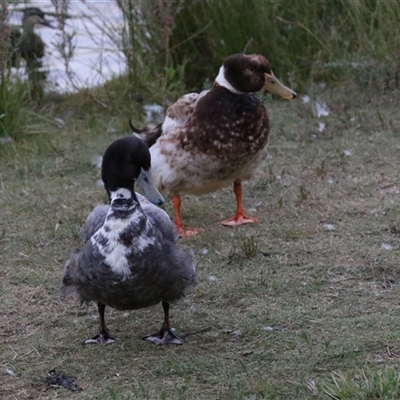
[
  {"x1": 134, "y1": 53, "x2": 296, "y2": 237},
  {"x1": 61, "y1": 136, "x2": 196, "y2": 345}
]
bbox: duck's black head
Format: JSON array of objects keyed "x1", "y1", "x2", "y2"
[
  {"x1": 216, "y1": 53, "x2": 296, "y2": 99},
  {"x1": 101, "y1": 136, "x2": 164, "y2": 205}
]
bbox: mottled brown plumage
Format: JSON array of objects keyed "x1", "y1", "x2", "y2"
[{"x1": 134, "y1": 54, "x2": 296, "y2": 236}]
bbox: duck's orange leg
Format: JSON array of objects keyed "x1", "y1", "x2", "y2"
[
  {"x1": 220, "y1": 180, "x2": 258, "y2": 226},
  {"x1": 172, "y1": 194, "x2": 203, "y2": 237}
]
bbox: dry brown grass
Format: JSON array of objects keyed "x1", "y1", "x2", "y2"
[{"x1": 1, "y1": 83, "x2": 400, "y2": 399}]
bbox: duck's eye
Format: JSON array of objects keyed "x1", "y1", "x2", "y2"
[{"x1": 248, "y1": 67, "x2": 255, "y2": 73}]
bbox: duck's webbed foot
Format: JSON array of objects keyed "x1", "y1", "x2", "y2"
[
  {"x1": 82, "y1": 302, "x2": 116, "y2": 345},
  {"x1": 142, "y1": 328, "x2": 183, "y2": 345},
  {"x1": 177, "y1": 226, "x2": 204, "y2": 238},
  {"x1": 220, "y1": 214, "x2": 257, "y2": 226},
  {"x1": 142, "y1": 301, "x2": 183, "y2": 345},
  {"x1": 83, "y1": 328, "x2": 116, "y2": 345},
  {"x1": 220, "y1": 180, "x2": 258, "y2": 226}
]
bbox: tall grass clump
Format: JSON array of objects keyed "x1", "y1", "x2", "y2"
[
  {"x1": 0, "y1": 76, "x2": 29, "y2": 139},
  {"x1": 0, "y1": 2, "x2": 29, "y2": 139},
  {"x1": 114, "y1": 0, "x2": 187, "y2": 102},
  {"x1": 133, "y1": 0, "x2": 400, "y2": 90},
  {"x1": 308, "y1": 368, "x2": 400, "y2": 399},
  {"x1": 86, "y1": 0, "x2": 399, "y2": 107}
]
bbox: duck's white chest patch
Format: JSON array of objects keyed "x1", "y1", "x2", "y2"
[{"x1": 91, "y1": 207, "x2": 155, "y2": 279}]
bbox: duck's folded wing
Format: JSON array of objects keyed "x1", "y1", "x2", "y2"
[
  {"x1": 166, "y1": 90, "x2": 209, "y2": 125},
  {"x1": 136, "y1": 193, "x2": 178, "y2": 243},
  {"x1": 80, "y1": 205, "x2": 109, "y2": 244}
]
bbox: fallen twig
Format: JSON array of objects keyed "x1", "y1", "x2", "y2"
[{"x1": 182, "y1": 326, "x2": 212, "y2": 338}]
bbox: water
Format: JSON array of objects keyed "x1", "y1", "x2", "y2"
[{"x1": 9, "y1": 1, "x2": 126, "y2": 92}]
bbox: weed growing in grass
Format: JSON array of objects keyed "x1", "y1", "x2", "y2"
[
  {"x1": 0, "y1": 76, "x2": 29, "y2": 139},
  {"x1": 298, "y1": 184, "x2": 309, "y2": 203},
  {"x1": 310, "y1": 368, "x2": 400, "y2": 400},
  {"x1": 240, "y1": 236, "x2": 258, "y2": 259}
]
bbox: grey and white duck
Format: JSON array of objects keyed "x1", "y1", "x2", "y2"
[
  {"x1": 61, "y1": 136, "x2": 196, "y2": 345},
  {"x1": 134, "y1": 53, "x2": 296, "y2": 237}
]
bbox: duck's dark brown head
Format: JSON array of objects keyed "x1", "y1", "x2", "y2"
[{"x1": 217, "y1": 53, "x2": 296, "y2": 99}]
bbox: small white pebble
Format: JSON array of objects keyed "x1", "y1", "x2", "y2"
[
  {"x1": 200, "y1": 248, "x2": 209, "y2": 255},
  {"x1": 343, "y1": 149, "x2": 353, "y2": 157},
  {"x1": 91, "y1": 155, "x2": 103, "y2": 169},
  {"x1": 0, "y1": 136, "x2": 13, "y2": 144},
  {"x1": 318, "y1": 121, "x2": 326, "y2": 132},
  {"x1": 308, "y1": 379, "x2": 317, "y2": 389},
  {"x1": 107, "y1": 127, "x2": 116, "y2": 134},
  {"x1": 5, "y1": 368, "x2": 16, "y2": 377},
  {"x1": 322, "y1": 224, "x2": 335, "y2": 231},
  {"x1": 208, "y1": 275, "x2": 218, "y2": 282},
  {"x1": 381, "y1": 243, "x2": 392, "y2": 251},
  {"x1": 263, "y1": 326, "x2": 274, "y2": 332},
  {"x1": 144, "y1": 104, "x2": 165, "y2": 123},
  {"x1": 302, "y1": 95, "x2": 310, "y2": 104},
  {"x1": 327, "y1": 179, "x2": 334, "y2": 184},
  {"x1": 313, "y1": 100, "x2": 330, "y2": 118},
  {"x1": 375, "y1": 355, "x2": 384, "y2": 364},
  {"x1": 54, "y1": 118, "x2": 65, "y2": 129}
]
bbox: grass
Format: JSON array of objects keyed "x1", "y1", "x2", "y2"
[
  {"x1": 0, "y1": 76, "x2": 30, "y2": 138},
  {"x1": 1, "y1": 78, "x2": 400, "y2": 399},
  {"x1": 310, "y1": 367, "x2": 400, "y2": 399},
  {"x1": 161, "y1": 0, "x2": 400, "y2": 89},
  {"x1": 1, "y1": 1, "x2": 400, "y2": 398}
]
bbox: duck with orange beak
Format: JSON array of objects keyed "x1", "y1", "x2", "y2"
[{"x1": 134, "y1": 53, "x2": 296, "y2": 237}]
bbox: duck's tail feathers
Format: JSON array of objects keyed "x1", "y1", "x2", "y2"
[
  {"x1": 129, "y1": 120, "x2": 163, "y2": 148},
  {"x1": 180, "y1": 248, "x2": 197, "y2": 296}
]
